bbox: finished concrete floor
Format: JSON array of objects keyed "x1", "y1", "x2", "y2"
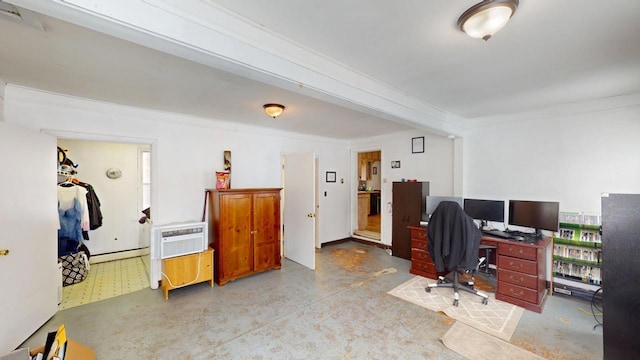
[{"x1": 22, "y1": 241, "x2": 603, "y2": 359}]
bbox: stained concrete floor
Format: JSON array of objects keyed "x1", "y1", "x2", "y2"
[{"x1": 21, "y1": 241, "x2": 603, "y2": 359}]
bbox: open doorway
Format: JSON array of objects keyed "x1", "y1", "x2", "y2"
[
  {"x1": 354, "y1": 150, "x2": 381, "y2": 241},
  {"x1": 56, "y1": 139, "x2": 151, "y2": 309}
]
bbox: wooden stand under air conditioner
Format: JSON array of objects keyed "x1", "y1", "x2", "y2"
[
  {"x1": 206, "y1": 188, "x2": 282, "y2": 286},
  {"x1": 161, "y1": 247, "x2": 214, "y2": 300}
]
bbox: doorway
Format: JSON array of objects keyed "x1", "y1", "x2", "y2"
[
  {"x1": 56, "y1": 139, "x2": 152, "y2": 308},
  {"x1": 354, "y1": 150, "x2": 381, "y2": 241}
]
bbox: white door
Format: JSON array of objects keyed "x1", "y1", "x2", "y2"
[
  {"x1": 283, "y1": 152, "x2": 316, "y2": 270},
  {"x1": 0, "y1": 122, "x2": 59, "y2": 354}
]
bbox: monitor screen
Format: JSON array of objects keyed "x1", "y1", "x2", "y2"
[
  {"x1": 508, "y1": 200, "x2": 559, "y2": 233},
  {"x1": 426, "y1": 196, "x2": 463, "y2": 217},
  {"x1": 463, "y1": 199, "x2": 505, "y2": 223}
]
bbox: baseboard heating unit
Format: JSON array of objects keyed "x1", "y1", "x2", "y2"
[{"x1": 150, "y1": 221, "x2": 207, "y2": 289}]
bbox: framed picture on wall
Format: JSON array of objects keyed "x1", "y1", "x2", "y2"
[
  {"x1": 391, "y1": 161, "x2": 401, "y2": 169},
  {"x1": 372, "y1": 166, "x2": 377, "y2": 175},
  {"x1": 412, "y1": 136, "x2": 425, "y2": 153},
  {"x1": 326, "y1": 171, "x2": 336, "y2": 183}
]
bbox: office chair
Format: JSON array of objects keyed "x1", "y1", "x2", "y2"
[{"x1": 425, "y1": 201, "x2": 489, "y2": 306}]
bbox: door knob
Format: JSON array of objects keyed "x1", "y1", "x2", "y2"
[
  {"x1": 0, "y1": 249, "x2": 9, "y2": 256},
  {"x1": 307, "y1": 213, "x2": 315, "y2": 218}
]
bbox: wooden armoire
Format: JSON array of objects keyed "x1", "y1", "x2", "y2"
[
  {"x1": 391, "y1": 182, "x2": 429, "y2": 260},
  {"x1": 206, "y1": 188, "x2": 282, "y2": 286}
]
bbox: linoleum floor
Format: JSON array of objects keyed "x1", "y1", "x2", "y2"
[{"x1": 23, "y1": 241, "x2": 603, "y2": 359}]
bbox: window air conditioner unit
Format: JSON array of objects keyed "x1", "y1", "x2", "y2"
[{"x1": 151, "y1": 222, "x2": 207, "y2": 259}]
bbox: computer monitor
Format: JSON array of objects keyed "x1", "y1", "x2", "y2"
[
  {"x1": 508, "y1": 200, "x2": 560, "y2": 236},
  {"x1": 463, "y1": 199, "x2": 505, "y2": 228},
  {"x1": 426, "y1": 196, "x2": 463, "y2": 217}
]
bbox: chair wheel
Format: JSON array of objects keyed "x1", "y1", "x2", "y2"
[
  {"x1": 453, "y1": 299, "x2": 459, "y2": 307},
  {"x1": 482, "y1": 298, "x2": 488, "y2": 305},
  {"x1": 425, "y1": 287, "x2": 431, "y2": 293}
]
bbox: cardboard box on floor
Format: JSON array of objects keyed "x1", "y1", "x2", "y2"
[{"x1": 29, "y1": 339, "x2": 95, "y2": 360}]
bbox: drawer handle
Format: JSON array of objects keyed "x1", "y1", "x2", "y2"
[
  {"x1": 508, "y1": 247, "x2": 524, "y2": 254},
  {"x1": 508, "y1": 261, "x2": 523, "y2": 270},
  {"x1": 509, "y1": 275, "x2": 524, "y2": 283},
  {"x1": 509, "y1": 288, "x2": 525, "y2": 296}
]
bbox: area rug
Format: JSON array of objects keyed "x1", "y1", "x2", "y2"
[
  {"x1": 442, "y1": 322, "x2": 545, "y2": 360},
  {"x1": 387, "y1": 276, "x2": 523, "y2": 341}
]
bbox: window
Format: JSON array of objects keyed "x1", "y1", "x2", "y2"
[{"x1": 139, "y1": 148, "x2": 151, "y2": 211}]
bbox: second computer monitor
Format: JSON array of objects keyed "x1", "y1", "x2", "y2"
[
  {"x1": 426, "y1": 196, "x2": 463, "y2": 217},
  {"x1": 463, "y1": 198, "x2": 505, "y2": 226}
]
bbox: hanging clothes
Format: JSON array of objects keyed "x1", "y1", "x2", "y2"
[
  {"x1": 72, "y1": 178, "x2": 103, "y2": 239},
  {"x1": 57, "y1": 183, "x2": 90, "y2": 232}
]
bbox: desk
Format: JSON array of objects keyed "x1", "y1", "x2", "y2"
[
  {"x1": 482, "y1": 236, "x2": 550, "y2": 313},
  {"x1": 408, "y1": 226, "x2": 551, "y2": 313}
]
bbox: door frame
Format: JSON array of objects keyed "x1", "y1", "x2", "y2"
[{"x1": 352, "y1": 148, "x2": 383, "y2": 241}]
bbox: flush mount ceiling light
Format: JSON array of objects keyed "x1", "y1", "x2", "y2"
[
  {"x1": 458, "y1": 0, "x2": 519, "y2": 41},
  {"x1": 263, "y1": 103, "x2": 285, "y2": 118}
]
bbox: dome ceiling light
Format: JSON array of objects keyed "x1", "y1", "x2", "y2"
[
  {"x1": 263, "y1": 103, "x2": 285, "y2": 118},
  {"x1": 458, "y1": 0, "x2": 519, "y2": 41}
]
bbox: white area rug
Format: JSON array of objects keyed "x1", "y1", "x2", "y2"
[
  {"x1": 388, "y1": 276, "x2": 524, "y2": 341},
  {"x1": 442, "y1": 322, "x2": 546, "y2": 360}
]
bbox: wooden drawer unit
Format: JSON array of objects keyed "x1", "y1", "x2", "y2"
[
  {"x1": 494, "y1": 237, "x2": 551, "y2": 313},
  {"x1": 498, "y1": 282, "x2": 539, "y2": 304},
  {"x1": 408, "y1": 226, "x2": 442, "y2": 279},
  {"x1": 497, "y1": 256, "x2": 538, "y2": 276},
  {"x1": 498, "y1": 268, "x2": 539, "y2": 289}
]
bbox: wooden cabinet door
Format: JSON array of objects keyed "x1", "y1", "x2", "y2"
[
  {"x1": 253, "y1": 191, "x2": 281, "y2": 272},
  {"x1": 391, "y1": 182, "x2": 421, "y2": 260},
  {"x1": 219, "y1": 193, "x2": 253, "y2": 279}
]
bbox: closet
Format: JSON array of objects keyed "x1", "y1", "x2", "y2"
[
  {"x1": 57, "y1": 139, "x2": 149, "y2": 256},
  {"x1": 207, "y1": 188, "x2": 282, "y2": 286},
  {"x1": 57, "y1": 147, "x2": 102, "y2": 285}
]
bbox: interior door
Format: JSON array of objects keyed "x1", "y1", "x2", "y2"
[
  {"x1": 0, "y1": 122, "x2": 59, "y2": 354},
  {"x1": 283, "y1": 152, "x2": 316, "y2": 270}
]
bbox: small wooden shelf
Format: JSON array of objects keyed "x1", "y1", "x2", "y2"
[{"x1": 161, "y1": 247, "x2": 214, "y2": 300}]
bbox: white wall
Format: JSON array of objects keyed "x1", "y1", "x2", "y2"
[
  {"x1": 4, "y1": 85, "x2": 353, "y2": 246},
  {"x1": 464, "y1": 102, "x2": 640, "y2": 281},
  {"x1": 464, "y1": 105, "x2": 640, "y2": 215},
  {"x1": 351, "y1": 131, "x2": 455, "y2": 245}
]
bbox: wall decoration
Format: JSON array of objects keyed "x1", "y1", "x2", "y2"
[
  {"x1": 391, "y1": 161, "x2": 401, "y2": 169},
  {"x1": 326, "y1": 171, "x2": 336, "y2": 183},
  {"x1": 412, "y1": 136, "x2": 425, "y2": 153},
  {"x1": 106, "y1": 168, "x2": 122, "y2": 179},
  {"x1": 223, "y1": 150, "x2": 231, "y2": 188},
  {"x1": 372, "y1": 166, "x2": 378, "y2": 175}
]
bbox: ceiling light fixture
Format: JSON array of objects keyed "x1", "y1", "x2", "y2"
[
  {"x1": 458, "y1": 0, "x2": 519, "y2": 41},
  {"x1": 263, "y1": 103, "x2": 285, "y2": 118}
]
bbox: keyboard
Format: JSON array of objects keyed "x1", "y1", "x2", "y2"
[{"x1": 482, "y1": 229, "x2": 511, "y2": 239}]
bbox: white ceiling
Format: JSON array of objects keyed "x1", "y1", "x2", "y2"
[{"x1": 1, "y1": 1, "x2": 640, "y2": 139}]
